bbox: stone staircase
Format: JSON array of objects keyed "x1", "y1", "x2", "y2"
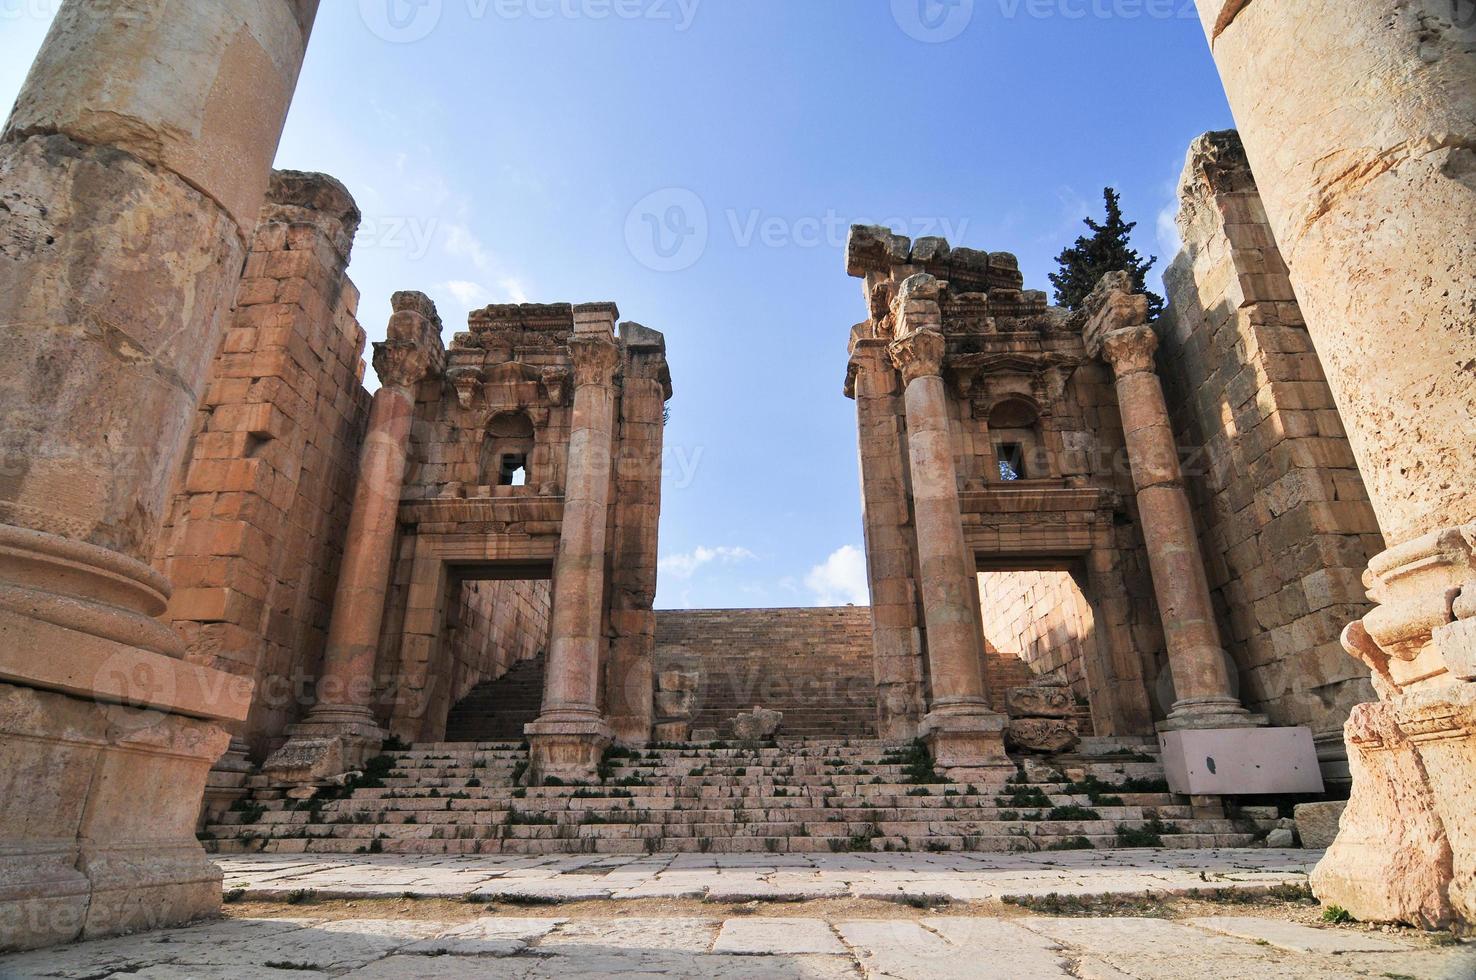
[
  {"x1": 444, "y1": 655, "x2": 546, "y2": 742},
  {"x1": 203, "y1": 737, "x2": 1270, "y2": 857}
]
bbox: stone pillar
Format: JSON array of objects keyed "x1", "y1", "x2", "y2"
[
  {"x1": 527, "y1": 304, "x2": 622, "y2": 782},
  {"x1": 263, "y1": 293, "x2": 443, "y2": 783},
  {"x1": 1089, "y1": 302, "x2": 1257, "y2": 731},
  {"x1": 1195, "y1": 0, "x2": 1476, "y2": 927},
  {"x1": 888, "y1": 274, "x2": 1011, "y2": 780},
  {"x1": 0, "y1": 0, "x2": 316, "y2": 951},
  {"x1": 605, "y1": 321, "x2": 671, "y2": 746},
  {"x1": 848, "y1": 335, "x2": 925, "y2": 742}
]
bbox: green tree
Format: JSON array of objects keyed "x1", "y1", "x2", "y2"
[{"x1": 1050, "y1": 188, "x2": 1164, "y2": 319}]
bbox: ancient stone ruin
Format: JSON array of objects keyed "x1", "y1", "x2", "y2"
[{"x1": 0, "y1": 0, "x2": 1471, "y2": 955}]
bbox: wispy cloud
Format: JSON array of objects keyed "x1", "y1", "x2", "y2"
[
  {"x1": 659, "y1": 546, "x2": 758, "y2": 580},
  {"x1": 804, "y1": 545, "x2": 869, "y2": 606}
]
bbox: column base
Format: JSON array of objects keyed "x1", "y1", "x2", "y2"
[
  {"x1": 260, "y1": 709, "x2": 385, "y2": 787},
  {"x1": 525, "y1": 713, "x2": 611, "y2": 785},
  {"x1": 0, "y1": 683, "x2": 230, "y2": 952},
  {"x1": 1312, "y1": 683, "x2": 1475, "y2": 930},
  {"x1": 918, "y1": 703, "x2": 1014, "y2": 783},
  {"x1": 1157, "y1": 696, "x2": 1267, "y2": 732}
]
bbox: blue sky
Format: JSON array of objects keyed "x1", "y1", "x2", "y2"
[{"x1": 1, "y1": 0, "x2": 1232, "y2": 610}]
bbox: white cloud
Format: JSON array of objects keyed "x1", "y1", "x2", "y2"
[
  {"x1": 444, "y1": 279, "x2": 489, "y2": 307},
  {"x1": 804, "y1": 545, "x2": 869, "y2": 607},
  {"x1": 658, "y1": 546, "x2": 757, "y2": 580},
  {"x1": 444, "y1": 222, "x2": 495, "y2": 272},
  {"x1": 499, "y1": 277, "x2": 530, "y2": 304}
]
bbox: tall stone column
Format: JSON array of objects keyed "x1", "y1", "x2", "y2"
[
  {"x1": 527, "y1": 304, "x2": 622, "y2": 782},
  {"x1": 0, "y1": 0, "x2": 317, "y2": 950},
  {"x1": 888, "y1": 274, "x2": 1011, "y2": 779},
  {"x1": 605, "y1": 321, "x2": 671, "y2": 746},
  {"x1": 848, "y1": 335, "x2": 925, "y2": 742},
  {"x1": 1195, "y1": 1, "x2": 1476, "y2": 927},
  {"x1": 1087, "y1": 297, "x2": 1256, "y2": 730},
  {"x1": 264, "y1": 293, "x2": 443, "y2": 783}
]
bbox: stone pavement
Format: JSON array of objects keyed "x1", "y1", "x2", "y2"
[
  {"x1": 218, "y1": 848, "x2": 1320, "y2": 904},
  {"x1": 2, "y1": 912, "x2": 1471, "y2": 978}
]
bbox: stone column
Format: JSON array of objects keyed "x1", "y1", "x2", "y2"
[
  {"x1": 0, "y1": 0, "x2": 316, "y2": 950},
  {"x1": 1196, "y1": 0, "x2": 1476, "y2": 927},
  {"x1": 888, "y1": 274, "x2": 1011, "y2": 779},
  {"x1": 263, "y1": 293, "x2": 443, "y2": 783},
  {"x1": 527, "y1": 304, "x2": 622, "y2": 782},
  {"x1": 848, "y1": 335, "x2": 926, "y2": 742},
  {"x1": 605, "y1": 321, "x2": 671, "y2": 746},
  {"x1": 1091, "y1": 307, "x2": 1258, "y2": 731}
]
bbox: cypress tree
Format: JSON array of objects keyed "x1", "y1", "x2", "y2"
[{"x1": 1049, "y1": 187, "x2": 1164, "y2": 319}]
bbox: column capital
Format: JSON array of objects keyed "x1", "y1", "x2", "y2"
[
  {"x1": 1100, "y1": 325, "x2": 1159, "y2": 377},
  {"x1": 570, "y1": 333, "x2": 621, "y2": 388},
  {"x1": 888, "y1": 329, "x2": 947, "y2": 387},
  {"x1": 374, "y1": 291, "x2": 446, "y2": 388}
]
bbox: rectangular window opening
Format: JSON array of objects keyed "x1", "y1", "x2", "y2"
[
  {"x1": 499, "y1": 453, "x2": 529, "y2": 487},
  {"x1": 997, "y1": 442, "x2": 1025, "y2": 481}
]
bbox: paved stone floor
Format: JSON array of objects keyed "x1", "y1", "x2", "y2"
[
  {"x1": 2, "y1": 911, "x2": 1472, "y2": 978},
  {"x1": 6, "y1": 851, "x2": 1474, "y2": 977},
  {"x1": 215, "y1": 848, "x2": 1323, "y2": 904}
]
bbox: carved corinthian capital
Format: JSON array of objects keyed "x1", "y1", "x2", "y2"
[
  {"x1": 1100, "y1": 325, "x2": 1159, "y2": 378},
  {"x1": 374, "y1": 291, "x2": 447, "y2": 389},
  {"x1": 888, "y1": 329, "x2": 947, "y2": 387},
  {"x1": 570, "y1": 334, "x2": 621, "y2": 388}
]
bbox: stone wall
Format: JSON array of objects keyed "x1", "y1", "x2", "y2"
[
  {"x1": 655, "y1": 607, "x2": 877, "y2": 738},
  {"x1": 977, "y1": 570, "x2": 1093, "y2": 700},
  {"x1": 446, "y1": 578, "x2": 552, "y2": 707},
  {"x1": 154, "y1": 172, "x2": 371, "y2": 760},
  {"x1": 1159, "y1": 131, "x2": 1381, "y2": 775}
]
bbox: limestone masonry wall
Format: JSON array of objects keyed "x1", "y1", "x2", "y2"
[
  {"x1": 155, "y1": 171, "x2": 372, "y2": 761},
  {"x1": 446, "y1": 579, "x2": 552, "y2": 708},
  {"x1": 1159, "y1": 132, "x2": 1380, "y2": 765},
  {"x1": 655, "y1": 607, "x2": 877, "y2": 737},
  {"x1": 977, "y1": 570, "x2": 1092, "y2": 700}
]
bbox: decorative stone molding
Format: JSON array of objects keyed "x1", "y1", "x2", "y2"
[
  {"x1": 446, "y1": 366, "x2": 483, "y2": 409},
  {"x1": 540, "y1": 367, "x2": 571, "y2": 406},
  {"x1": 1006, "y1": 717, "x2": 1080, "y2": 754}
]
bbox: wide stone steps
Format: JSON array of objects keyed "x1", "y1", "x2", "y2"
[{"x1": 204, "y1": 737, "x2": 1268, "y2": 857}]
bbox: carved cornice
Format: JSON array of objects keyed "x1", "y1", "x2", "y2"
[
  {"x1": 889, "y1": 329, "x2": 947, "y2": 386},
  {"x1": 446, "y1": 366, "x2": 483, "y2": 409},
  {"x1": 1100, "y1": 326, "x2": 1159, "y2": 378},
  {"x1": 570, "y1": 334, "x2": 621, "y2": 387}
]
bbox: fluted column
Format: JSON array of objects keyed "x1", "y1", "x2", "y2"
[
  {"x1": 1098, "y1": 321, "x2": 1257, "y2": 730},
  {"x1": 527, "y1": 304, "x2": 621, "y2": 782},
  {"x1": 888, "y1": 274, "x2": 1010, "y2": 778},
  {"x1": 0, "y1": 0, "x2": 318, "y2": 949}
]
